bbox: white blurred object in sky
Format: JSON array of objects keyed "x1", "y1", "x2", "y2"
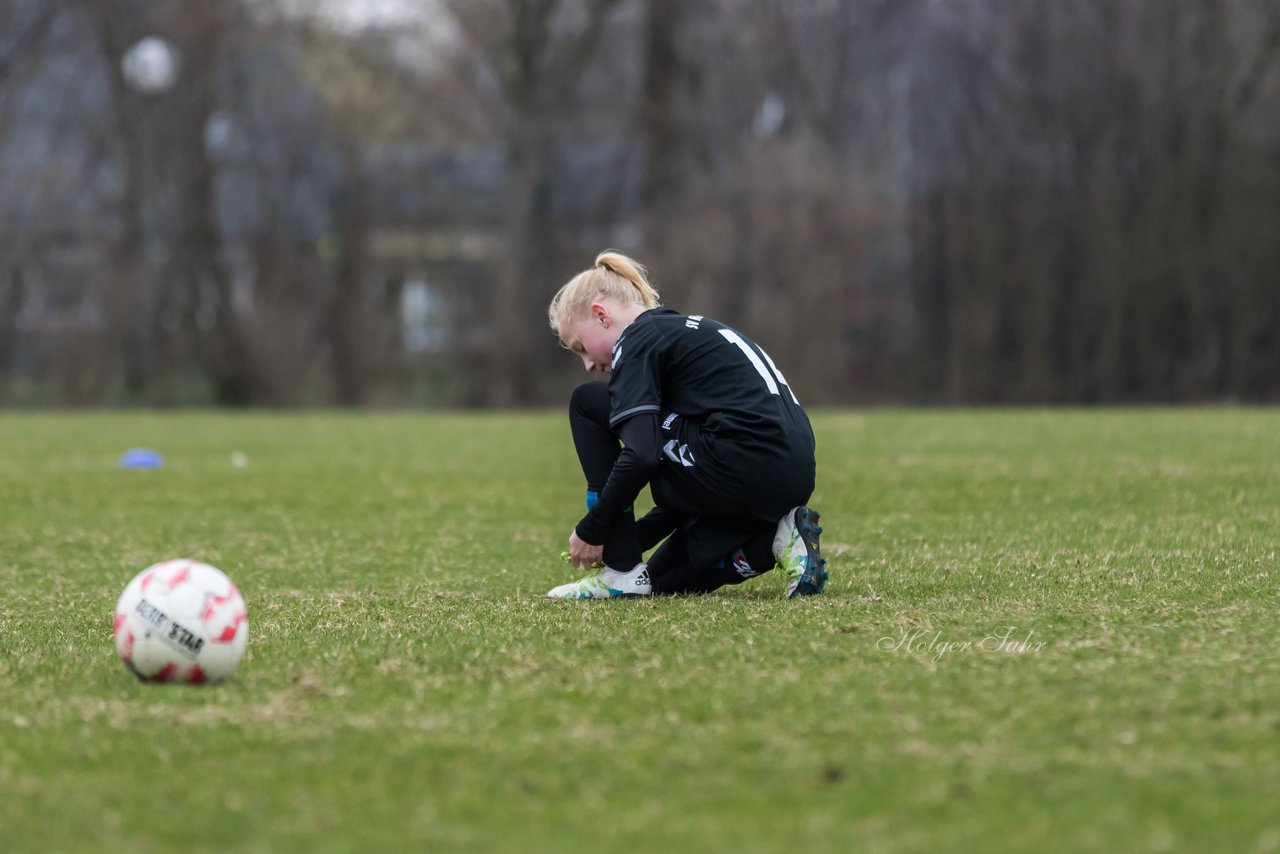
[
  {"x1": 274, "y1": 0, "x2": 462, "y2": 75},
  {"x1": 276, "y1": 0, "x2": 453, "y2": 33},
  {"x1": 122, "y1": 37, "x2": 181, "y2": 94}
]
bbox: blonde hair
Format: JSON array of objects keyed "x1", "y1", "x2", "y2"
[{"x1": 548, "y1": 250, "x2": 660, "y2": 336}]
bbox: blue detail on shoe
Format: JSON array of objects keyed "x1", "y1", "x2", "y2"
[
  {"x1": 573, "y1": 585, "x2": 625, "y2": 599},
  {"x1": 791, "y1": 507, "x2": 828, "y2": 597},
  {"x1": 548, "y1": 565, "x2": 652, "y2": 599}
]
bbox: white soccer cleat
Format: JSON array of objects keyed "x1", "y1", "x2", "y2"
[
  {"x1": 547, "y1": 563, "x2": 652, "y2": 599},
  {"x1": 773, "y1": 506, "x2": 827, "y2": 598}
]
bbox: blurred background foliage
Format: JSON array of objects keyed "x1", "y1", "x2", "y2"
[{"x1": 1, "y1": 0, "x2": 1278, "y2": 407}]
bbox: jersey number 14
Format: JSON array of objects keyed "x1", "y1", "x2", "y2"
[{"x1": 718, "y1": 329, "x2": 800, "y2": 404}]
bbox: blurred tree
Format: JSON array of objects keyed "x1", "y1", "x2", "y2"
[
  {"x1": 74, "y1": 0, "x2": 164, "y2": 401},
  {"x1": 0, "y1": 1, "x2": 64, "y2": 89},
  {"x1": 288, "y1": 22, "x2": 421, "y2": 406},
  {"x1": 0, "y1": 0, "x2": 67, "y2": 388},
  {"x1": 2, "y1": 0, "x2": 1279, "y2": 406},
  {"x1": 633, "y1": 0, "x2": 917, "y2": 402},
  {"x1": 75, "y1": 0, "x2": 259, "y2": 403},
  {"x1": 905, "y1": 0, "x2": 1280, "y2": 402},
  {"x1": 447, "y1": 0, "x2": 628, "y2": 406}
]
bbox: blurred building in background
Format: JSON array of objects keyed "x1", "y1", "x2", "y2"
[{"x1": 1, "y1": 0, "x2": 1278, "y2": 407}]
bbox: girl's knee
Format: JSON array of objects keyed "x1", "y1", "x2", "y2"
[{"x1": 569, "y1": 381, "x2": 610, "y2": 418}]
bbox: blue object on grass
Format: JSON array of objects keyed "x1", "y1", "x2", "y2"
[{"x1": 120, "y1": 448, "x2": 164, "y2": 469}]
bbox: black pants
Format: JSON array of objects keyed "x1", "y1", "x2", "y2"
[{"x1": 569, "y1": 382, "x2": 811, "y2": 594}]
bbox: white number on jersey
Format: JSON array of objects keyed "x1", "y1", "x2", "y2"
[{"x1": 717, "y1": 328, "x2": 799, "y2": 404}]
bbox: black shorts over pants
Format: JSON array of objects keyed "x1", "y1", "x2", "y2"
[{"x1": 648, "y1": 410, "x2": 813, "y2": 568}]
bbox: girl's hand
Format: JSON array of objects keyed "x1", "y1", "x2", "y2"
[{"x1": 567, "y1": 530, "x2": 604, "y2": 569}]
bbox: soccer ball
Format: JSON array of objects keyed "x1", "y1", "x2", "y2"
[{"x1": 113, "y1": 559, "x2": 248, "y2": 684}]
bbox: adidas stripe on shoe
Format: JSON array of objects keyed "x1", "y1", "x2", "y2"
[{"x1": 547, "y1": 564, "x2": 652, "y2": 600}]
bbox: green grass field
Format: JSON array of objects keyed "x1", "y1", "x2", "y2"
[{"x1": 1, "y1": 409, "x2": 1277, "y2": 853}]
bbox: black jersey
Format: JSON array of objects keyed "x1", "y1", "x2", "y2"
[
  {"x1": 574, "y1": 308, "x2": 815, "y2": 545},
  {"x1": 607, "y1": 307, "x2": 814, "y2": 462}
]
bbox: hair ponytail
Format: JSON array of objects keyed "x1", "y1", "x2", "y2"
[{"x1": 548, "y1": 250, "x2": 661, "y2": 335}]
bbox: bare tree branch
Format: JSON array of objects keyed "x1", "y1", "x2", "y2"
[
  {"x1": 1232, "y1": 2, "x2": 1280, "y2": 112},
  {"x1": 0, "y1": 0, "x2": 68, "y2": 84}
]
